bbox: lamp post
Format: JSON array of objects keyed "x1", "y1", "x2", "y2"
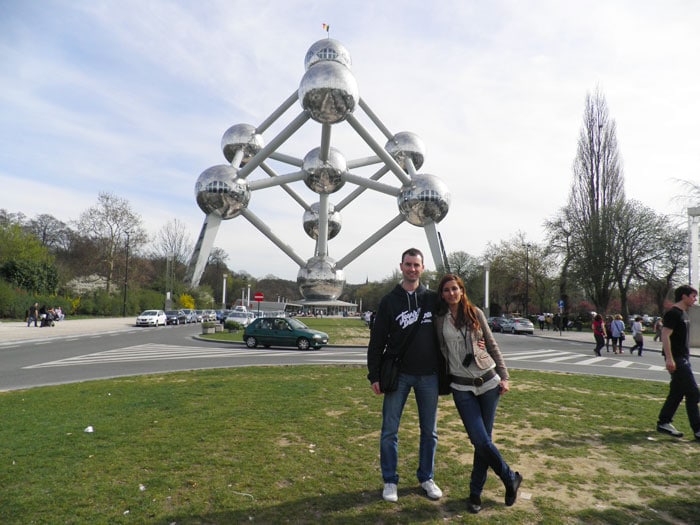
[
  {"x1": 483, "y1": 262, "x2": 491, "y2": 318},
  {"x1": 222, "y1": 274, "x2": 228, "y2": 309},
  {"x1": 121, "y1": 230, "x2": 130, "y2": 317},
  {"x1": 523, "y1": 243, "x2": 531, "y2": 317}
]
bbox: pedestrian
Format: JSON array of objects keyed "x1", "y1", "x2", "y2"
[
  {"x1": 604, "y1": 316, "x2": 613, "y2": 351},
  {"x1": 656, "y1": 285, "x2": 700, "y2": 440},
  {"x1": 537, "y1": 313, "x2": 545, "y2": 331},
  {"x1": 610, "y1": 314, "x2": 626, "y2": 354},
  {"x1": 434, "y1": 273, "x2": 522, "y2": 514},
  {"x1": 27, "y1": 302, "x2": 39, "y2": 327},
  {"x1": 366, "y1": 248, "x2": 443, "y2": 503},
  {"x1": 592, "y1": 313, "x2": 606, "y2": 356},
  {"x1": 629, "y1": 316, "x2": 644, "y2": 356},
  {"x1": 653, "y1": 317, "x2": 663, "y2": 342}
]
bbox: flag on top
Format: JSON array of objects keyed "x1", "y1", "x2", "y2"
[{"x1": 322, "y1": 23, "x2": 330, "y2": 32}]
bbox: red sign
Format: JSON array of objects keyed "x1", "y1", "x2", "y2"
[{"x1": 254, "y1": 292, "x2": 264, "y2": 302}]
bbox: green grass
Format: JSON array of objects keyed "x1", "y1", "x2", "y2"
[{"x1": 1, "y1": 366, "x2": 698, "y2": 524}]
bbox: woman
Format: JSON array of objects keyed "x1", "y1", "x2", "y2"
[
  {"x1": 610, "y1": 314, "x2": 626, "y2": 354},
  {"x1": 592, "y1": 313, "x2": 606, "y2": 356},
  {"x1": 629, "y1": 316, "x2": 644, "y2": 356},
  {"x1": 435, "y1": 274, "x2": 522, "y2": 514}
]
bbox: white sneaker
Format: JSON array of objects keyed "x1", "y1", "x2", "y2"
[
  {"x1": 382, "y1": 482, "x2": 398, "y2": 502},
  {"x1": 657, "y1": 422, "x2": 683, "y2": 438},
  {"x1": 421, "y1": 479, "x2": 443, "y2": 500}
]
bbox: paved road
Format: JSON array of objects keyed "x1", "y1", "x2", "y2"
[{"x1": 1, "y1": 319, "x2": 698, "y2": 391}]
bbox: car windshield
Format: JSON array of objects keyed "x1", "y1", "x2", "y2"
[
  {"x1": 141, "y1": 311, "x2": 157, "y2": 316},
  {"x1": 165, "y1": 311, "x2": 178, "y2": 315},
  {"x1": 287, "y1": 318, "x2": 308, "y2": 329}
]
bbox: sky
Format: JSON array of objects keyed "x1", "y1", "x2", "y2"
[{"x1": 1, "y1": 0, "x2": 699, "y2": 285}]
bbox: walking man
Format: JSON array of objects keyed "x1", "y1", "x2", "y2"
[
  {"x1": 27, "y1": 302, "x2": 39, "y2": 327},
  {"x1": 656, "y1": 285, "x2": 700, "y2": 440},
  {"x1": 366, "y1": 248, "x2": 443, "y2": 502}
]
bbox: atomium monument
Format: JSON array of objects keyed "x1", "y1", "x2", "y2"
[{"x1": 185, "y1": 38, "x2": 451, "y2": 301}]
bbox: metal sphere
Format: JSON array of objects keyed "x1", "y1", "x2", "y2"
[
  {"x1": 304, "y1": 38, "x2": 352, "y2": 70},
  {"x1": 194, "y1": 165, "x2": 250, "y2": 219},
  {"x1": 385, "y1": 131, "x2": 425, "y2": 170},
  {"x1": 302, "y1": 147, "x2": 347, "y2": 193},
  {"x1": 397, "y1": 174, "x2": 451, "y2": 226},
  {"x1": 297, "y1": 256, "x2": 346, "y2": 300},
  {"x1": 221, "y1": 123, "x2": 264, "y2": 164},
  {"x1": 303, "y1": 202, "x2": 342, "y2": 239},
  {"x1": 298, "y1": 61, "x2": 359, "y2": 124}
]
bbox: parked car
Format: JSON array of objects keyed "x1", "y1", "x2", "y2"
[
  {"x1": 224, "y1": 311, "x2": 252, "y2": 327},
  {"x1": 193, "y1": 310, "x2": 204, "y2": 322},
  {"x1": 243, "y1": 317, "x2": 329, "y2": 350},
  {"x1": 165, "y1": 310, "x2": 187, "y2": 325},
  {"x1": 181, "y1": 309, "x2": 197, "y2": 323},
  {"x1": 135, "y1": 309, "x2": 167, "y2": 327},
  {"x1": 502, "y1": 317, "x2": 534, "y2": 334},
  {"x1": 488, "y1": 316, "x2": 507, "y2": 333},
  {"x1": 201, "y1": 309, "x2": 217, "y2": 322}
]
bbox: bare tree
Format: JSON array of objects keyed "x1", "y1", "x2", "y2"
[
  {"x1": 152, "y1": 218, "x2": 193, "y2": 265},
  {"x1": 75, "y1": 192, "x2": 146, "y2": 293},
  {"x1": 547, "y1": 88, "x2": 625, "y2": 312},
  {"x1": 25, "y1": 213, "x2": 72, "y2": 251}
]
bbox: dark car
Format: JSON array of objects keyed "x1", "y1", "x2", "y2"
[
  {"x1": 243, "y1": 317, "x2": 329, "y2": 350},
  {"x1": 488, "y1": 316, "x2": 507, "y2": 333},
  {"x1": 165, "y1": 310, "x2": 187, "y2": 325}
]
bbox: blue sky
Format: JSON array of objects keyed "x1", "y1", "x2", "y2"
[{"x1": 1, "y1": 0, "x2": 699, "y2": 283}]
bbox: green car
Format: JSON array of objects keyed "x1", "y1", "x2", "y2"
[{"x1": 243, "y1": 317, "x2": 329, "y2": 350}]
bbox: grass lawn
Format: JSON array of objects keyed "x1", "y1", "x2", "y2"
[{"x1": 1, "y1": 363, "x2": 698, "y2": 524}]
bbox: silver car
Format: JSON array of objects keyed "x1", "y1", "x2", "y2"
[{"x1": 503, "y1": 317, "x2": 534, "y2": 334}]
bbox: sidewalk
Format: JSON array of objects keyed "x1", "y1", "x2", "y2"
[{"x1": 0, "y1": 318, "x2": 136, "y2": 343}]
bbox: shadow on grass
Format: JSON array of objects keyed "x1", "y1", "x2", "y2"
[
  {"x1": 165, "y1": 487, "x2": 473, "y2": 524},
  {"x1": 576, "y1": 498, "x2": 699, "y2": 524}
]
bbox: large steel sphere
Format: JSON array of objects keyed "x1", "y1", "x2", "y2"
[
  {"x1": 303, "y1": 147, "x2": 347, "y2": 193},
  {"x1": 385, "y1": 131, "x2": 425, "y2": 170},
  {"x1": 397, "y1": 173, "x2": 451, "y2": 226},
  {"x1": 304, "y1": 38, "x2": 352, "y2": 70},
  {"x1": 303, "y1": 202, "x2": 342, "y2": 239},
  {"x1": 297, "y1": 256, "x2": 346, "y2": 300},
  {"x1": 298, "y1": 61, "x2": 358, "y2": 124},
  {"x1": 221, "y1": 123, "x2": 264, "y2": 164},
  {"x1": 194, "y1": 165, "x2": 250, "y2": 219}
]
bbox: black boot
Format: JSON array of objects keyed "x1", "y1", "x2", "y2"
[
  {"x1": 467, "y1": 493, "x2": 481, "y2": 514},
  {"x1": 505, "y1": 472, "x2": 522, "y2": 506}
]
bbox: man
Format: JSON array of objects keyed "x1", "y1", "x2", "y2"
[
  {"x1": 27, "y1": 302, "x2": 39, "y2": 327},
  {"x1": 656, "y1": 285, "x2": 700, "y2": 440},
  {"x1": 366, "y1": 248, "x2": 443, "y2": 502}
]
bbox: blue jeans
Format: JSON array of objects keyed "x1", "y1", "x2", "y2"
[
  {"x1": 380, "y1": 372, "x2": 438, "y2": 484},
  {"x1": 452, "y1": 386, "x2": 515, "y2": 496}
]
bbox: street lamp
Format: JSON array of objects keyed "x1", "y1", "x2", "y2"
[
  {"x1": 483, "y1": 262, "x2": 491, "y2": 318},
  {"x1": 523, "y1": 243, "x2": 531, "y2": 317},
  {"x1": 222, "y1": 274, "x2": 228, "y2": 309},
  {"x1": 121, "y1": 230, "x2": 131, "y2": 317}
]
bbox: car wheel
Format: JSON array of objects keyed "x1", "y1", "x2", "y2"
[
  {"x1": 245, "y1": 336, "x2": 257, "y2": 348},
  {"x1": 297, "y1": 337, "x2": 311, "y2": 350}
]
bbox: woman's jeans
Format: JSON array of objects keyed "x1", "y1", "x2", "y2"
[
  {"x1": 452, "y1": 386, "x2": 515, "y2": 496},
  {"x1": 380, "y1": 372, "x2": 439, "y2": 484},
  {"x1": 594, "y1": 334, "x2": 605, "y2": 355}
]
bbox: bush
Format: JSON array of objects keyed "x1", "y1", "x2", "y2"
[{"x1": 224, "y1": 319, "x2": 244, "y2": 331}]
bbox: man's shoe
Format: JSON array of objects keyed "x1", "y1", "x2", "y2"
[
  {"x1": 657, "y1": 422, "x2": 683, "y2": 438},
  {"x1": 505, "y1": 472, "x2": 522, "y2": 506},
  {"x1": 466, "y1": 493, "x2": 482, "y2": 514},
  {"x1": 420, "y1": 479, "x2": 443, "y2": 500},
  {"x1": 694, "y1": 430, "x2": 700, "y2": 441},
  {"x1": 382, "y1": 483, "x2": 398, "y2": 502}
]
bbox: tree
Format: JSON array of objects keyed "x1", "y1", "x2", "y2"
[
  {"x1": 75, "y1": 193, "x2": 146, "y2": 293},
  {"x1": 25, "y1": 214, "x2": 72, "y2": 251},
  {"x1": 152, "y1": 218, "x2": 193, "y2": 265},
  {"x1": 546, "y1": 88, "x2": 624, "y2": 313}
]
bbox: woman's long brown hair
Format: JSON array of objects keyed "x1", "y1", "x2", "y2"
[{"x1": 436, "y1": 274, "x2": 480, "y2": 331}]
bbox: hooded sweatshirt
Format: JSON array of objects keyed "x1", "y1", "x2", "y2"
[{"x1": 366, "y1": 283, "x2": 439, "y2": 383}]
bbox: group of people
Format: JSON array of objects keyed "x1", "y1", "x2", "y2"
[
  {"x1": 366, "y1": 248, "x2": 521, "y2": 514},
  {"x1": 591, "y1": 313, "x2": 648, "y2": 356},
  {"x1": 26, "y1": 302, "x2": 64, "y2": 327}
]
